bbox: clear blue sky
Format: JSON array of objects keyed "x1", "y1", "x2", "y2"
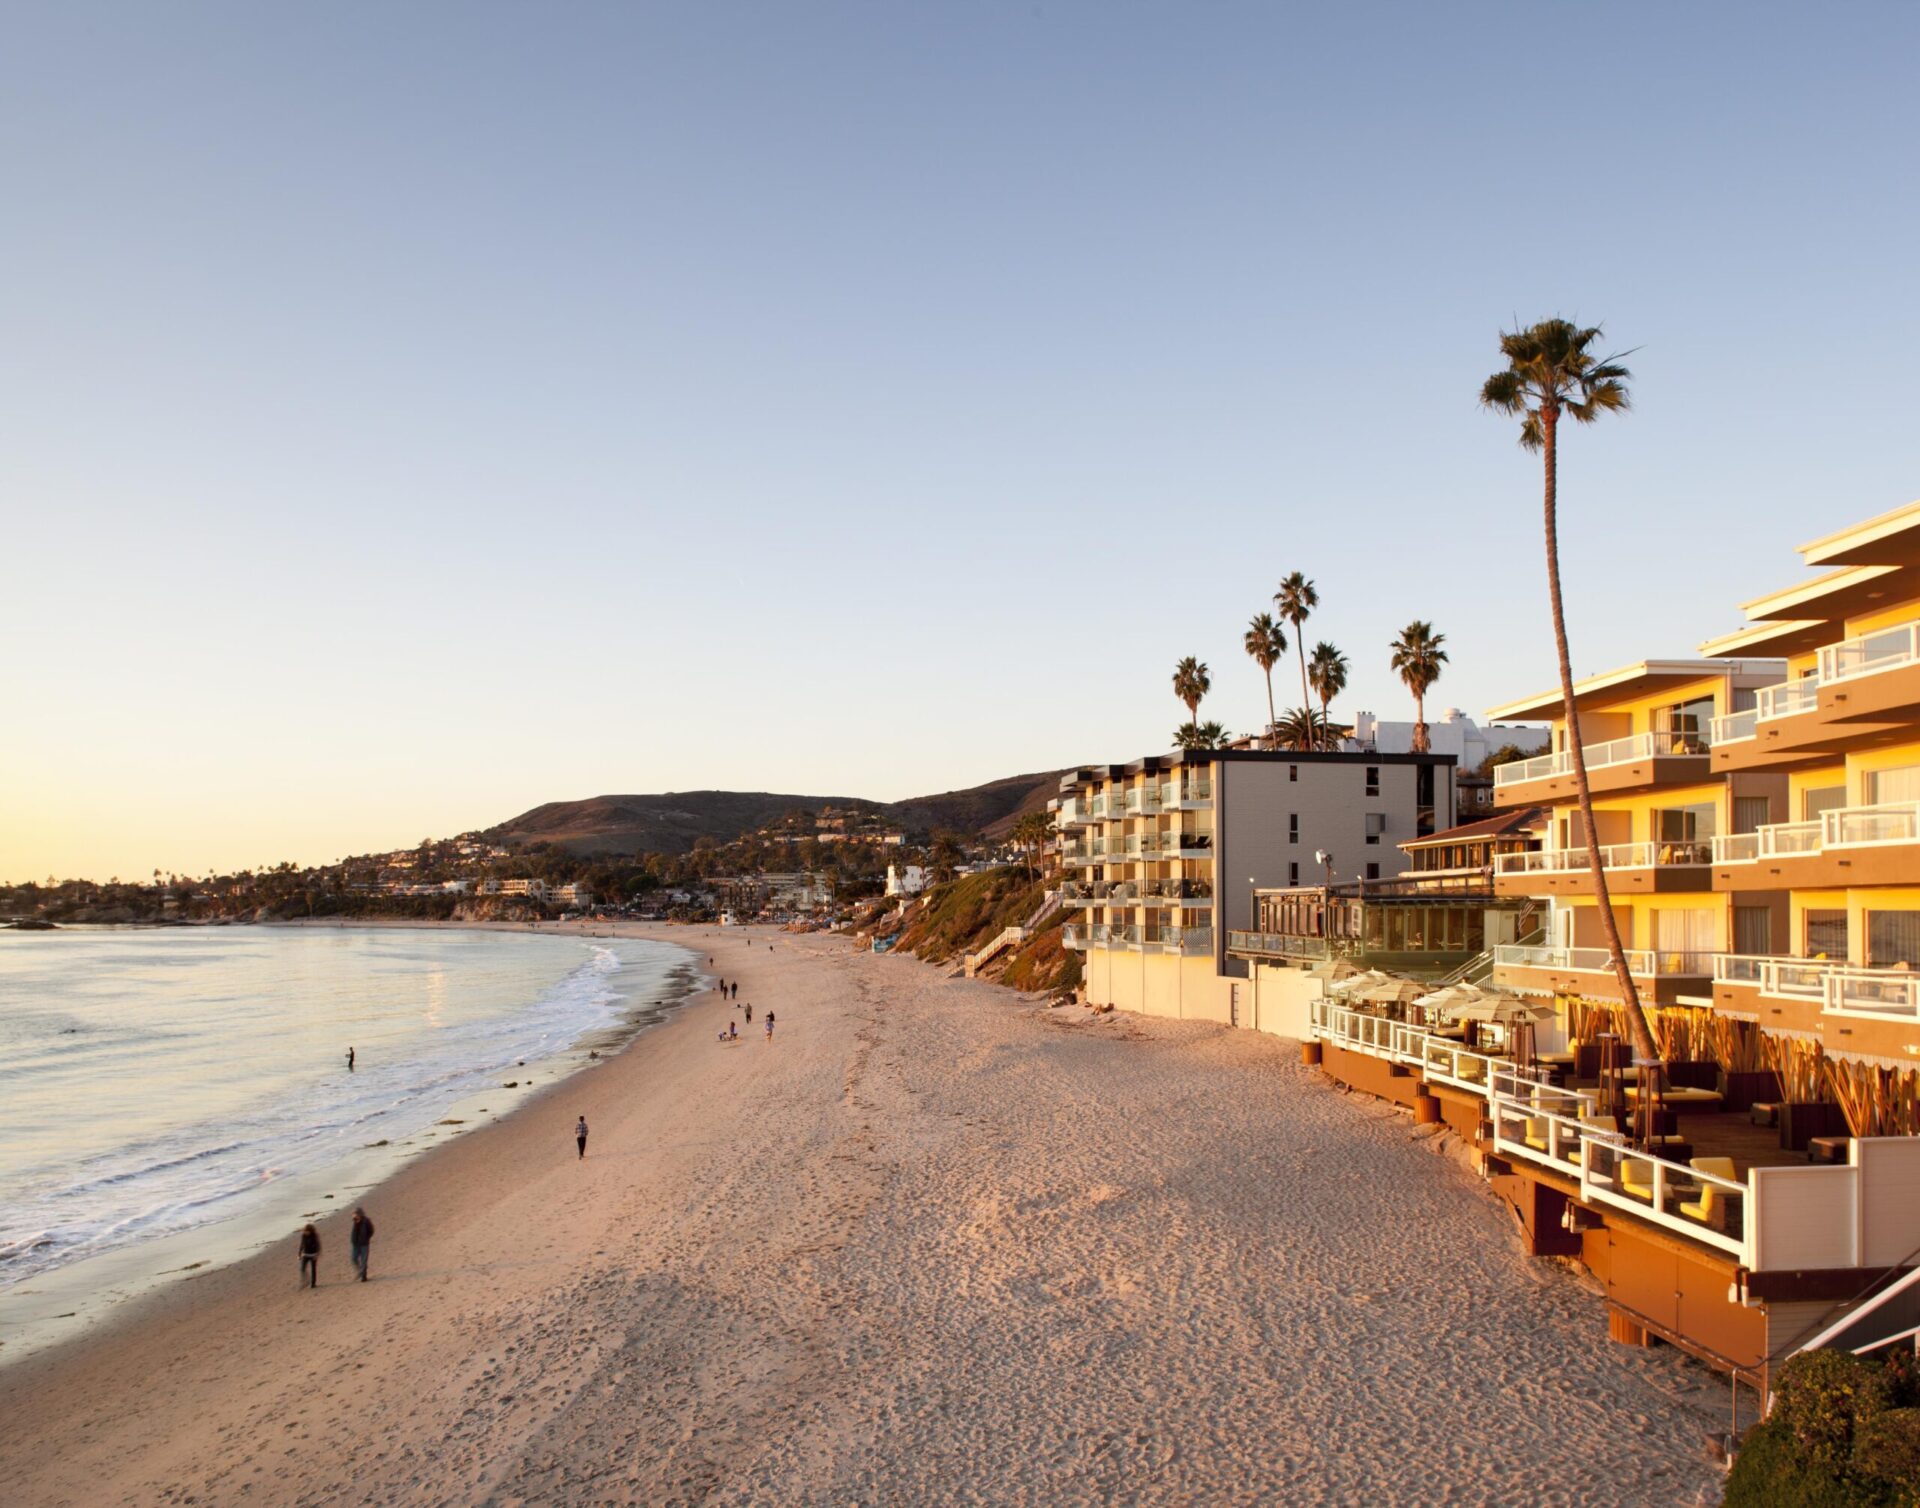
[{"x1": 5, "y1": 3, "x2": 1916, "y2": 880}]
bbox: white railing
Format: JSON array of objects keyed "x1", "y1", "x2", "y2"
[
  {"x1": 1823, "y1": 800, "x2": 1920, "y2": 849},
  {"x1": 1063, "y1": 840, "x2": 1107, "y2": 866},
  {"x1": 1494, "y1": 943, "x2": 1715, "y2": 978},
  {"x1": 1711, "y1": 708, "x2": 1760, "y2": 745},
  {"x1": 1759, "y1": 820, "x2": 1822, "y2": 858},
  {"x1": 1713, "y1": 832, "x2": 1759, "y2": 864},
  {"x1": 1161, "y1": 778, "x2": 1213, "y2": 806},
  {"x1": 1062, "y1": 924, "x2": 1089, "y2": 950},
  {"x1": 1311, "y1": 1002, "x2": 1747, "y2": 1260},
  {"x1": 1494, "y1": 841, "x2": 1711, "y2": 876},
  {"x1": 1058, "y1": 798, "x2": 1092, "y2": 826},
  {"x1": 1228, "y1": 930, "x2": 1330, "y2": 960},
  {"x1": 1123, "y1": 786, "x2": 1163, "y2": 816},
  {"x1": 1820, "y1": 619, "x2": 1920, "y2": 686},
  {"x1": 1758, "y1": 676, "x2": 1820, "y2": 720},
  {"x1": 1491, "y1": 729, "x2": 1710, "y2": 788},
  {"x1": 1826, "y1": 966, "x2": 1920, "y2": 1020},
  {"x1": 1713, "y1": 952, "x2": 1774, "y2": 986}
]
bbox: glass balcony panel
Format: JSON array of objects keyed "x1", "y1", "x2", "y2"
[
  {"x1": 1820, "y1": 621, "x2": 1920, "y2": 685},
  {"x1": 1757, "y1": 677, "x2": 1820, "y2": 720}
]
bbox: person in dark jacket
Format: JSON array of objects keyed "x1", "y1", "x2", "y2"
[
  {"x1": 298, "y1": 1223, "x2": 321, "y2": 1288},
  {"x1": 349, "y1": 1207, "x2": 375, "y2": 1282},
  {"x1": 575, "y1": 1115, "x2": 589, "y2": 1159}
]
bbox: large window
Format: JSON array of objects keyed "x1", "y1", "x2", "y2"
[
  {"x1": 1806, "y1": 909, "x2": 1849, "y2": 960},
  {"x1": 1655, "y1": 695, "x2": 1715, "y2": 753},
  {"x1": 1803, "y1": 787, "x2": 1847, "y2": 821},
  {"x1": 1867, "y1": 911, "x2": 1920, "y2": 969},
  {"x1": 1734, "y1": 905, "x2": 1773, "y2": 956},
  {"x1": 1866, "y1": 767, "x2": 1920, "y2": 806}
]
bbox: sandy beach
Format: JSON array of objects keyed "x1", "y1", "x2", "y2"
[{"x1": 0, "y1": 924, "x2": 1726, "y2": 1506}]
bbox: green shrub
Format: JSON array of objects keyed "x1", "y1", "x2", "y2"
[
  {"x1": 1775, "y1": 1350, "x2": 1897, "y2": 1469},
  {"x1": 1724, "y1": 1417, "x2": 1900, "y2": 1507},
  {"x1": 1854, "y1": 1408, "x2": 1920, "y2": 1495}
]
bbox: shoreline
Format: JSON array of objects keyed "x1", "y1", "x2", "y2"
[
  {"x1": 0, "y1": 920, "x2": 709, "y2": 1366},
  {"x1": 0, "y1": 925, "x2": 1726, "y2": 1506}
]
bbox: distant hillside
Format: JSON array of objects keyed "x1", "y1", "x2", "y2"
[{"x1": 490, "y1": 771, "x2": 1066, "y2": 856}]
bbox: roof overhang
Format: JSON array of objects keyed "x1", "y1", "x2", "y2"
[
  {"x1": 1739, "y1": 563, "x2": 1906, "y2": 623},
  {"x1": 1698, "y1": 618, "x2": 1832, "y2": 659},
  {"x1": 1485, "y1": 659, "x2": 1783, "y2": 722},
  {"x1": 1799, "y1": 499, "x2": 1920, "y2": 569}
]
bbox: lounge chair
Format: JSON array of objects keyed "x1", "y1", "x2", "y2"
[
  {"x1": 1524, "y1": 1116, "x2": 1552, "y2": 1153},
  {"x1": 1619, "y1": 1159, "x2": 1656, "y2": 1201},
  {"x1": 1680, "y1": 1157, "x2": 1739, "y2": 1230}
]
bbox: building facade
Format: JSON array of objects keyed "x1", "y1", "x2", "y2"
[{"x1": 1058, "y1": 748, "x2": 1457, "y2": 1022}]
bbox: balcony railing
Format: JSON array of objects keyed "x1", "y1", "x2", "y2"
[
  {"x1": 1123, "y1": 786, "x2": 1163, "y2": 817},
  {"x1": 1819, "y1": 619, "x2": 1920, "y2": 687},
  {"x1": 1057, "y1": 798, "x2": 1092, "y2": 826},
  {"x1": 1823, "y1": 800, "x2": 1920, "y2": 849},
  {"x1": 1062, "y1": 840, "x2": 1107, "y2": 866},
  {"x1": 1710, "y1": 708, "x2": 1759, "y2": 745},
  {"x1": 1716, "y1": 954, "x2": 1920, "y2": 1021},
  {"x1": 1140, "y1": 925, "x2": 1213, "y2": 955},
  {"x1": 1491, "y1": 729, "x2": 1711, "y2": 788},
  {"x1": 1712, "y1": 832, "x2": 1759, "y2": 864},
  {"x1": 1760, "y1": 820, "x2": 1822, "y2": 858},
  {"x1": 1494, "y1": 943, "x2": 1715, "y2": 978},
  {"x1": 1227, "y1": 930, "x2": 1330, "y2": 960},
  {"x1": 1828, "y1": 966, "x2": 1920, "y2": 1018},
  {"x1": 1757, "y1": 676, "x2": 1820, "y2": 721},
  {"x1": 1308, "y1": 1002, "x2": 1750, "y2": 1260},
  {"x1": 1493, "y1": 840, "x2": 1711, "y2": 877},
  {"x1": 1161, "y1": 778, "x2": 1213, "y2": 807}
]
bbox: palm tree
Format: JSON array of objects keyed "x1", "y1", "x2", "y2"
[
  {"x1": 1174, "y1": 720, "x2": 1229, "y2": 750},
  {"x1": 1481, "y1": 318, "x2": 1653, "y2": 1068},
  {"x1": 1273, "y1": 706, "x2": 1338, "y2": 752},
  {"x1": 1172, "y1": 656, "x2": 1211, "y2": 727},
  {"x1": 1274, "y1": 572, "x2": 1319, "y2": 716},
  {"x1": 1388, "y1": 621, "x2": 1448, "y2": 753},
  {"x1": 1307, "y1": 642, "x2": 1349, "y2": 730},
  {"x1": 1009, "y1": 809, "x2": 1053, "y2": 881},
  {"x1": 1244, "y1": 613, "x2": 1288, "y2": 739}
]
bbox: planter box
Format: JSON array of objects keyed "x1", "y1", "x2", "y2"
[
  {"x1": 1779, "y1": 1100, "x2": 1851, "y2": 1153},
  {"x1": 1723, "y1": 1071, "x2": 1781, "y2": 1114},
  {"x1": 1665, "y1": 1059, "x2": 1719, "y2": 1091}
]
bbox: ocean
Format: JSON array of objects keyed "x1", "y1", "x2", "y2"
[{"x1": 0, "y1": 925, "x2": 697, "y2": 1342}]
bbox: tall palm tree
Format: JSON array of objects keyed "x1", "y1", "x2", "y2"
[
  {"x1": 1172, "y1": 656, "x2": 1211, "y2": 727},
  {"x1": 1274, "y1": 572, "x2": 1319, "y2": 716},
  {"x1": 1244, "y1": 613, "x2": 1288, "y2": 739},
  {"x1": 1480, "y1": 318, "x2": 1652, "y2": 1068},
  {"x1": 1388, "y1": 621, "x2": 1448, "y2": 753},
  {"x1": 1307, "y1": 642, "x2": 1349, "y2": 731}
]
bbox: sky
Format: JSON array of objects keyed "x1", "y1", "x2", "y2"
[{"x1": 4, "y1": 2, "x2": 1917, "y2": 882}]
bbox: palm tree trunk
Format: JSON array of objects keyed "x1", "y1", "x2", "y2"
[
  {"x1": 1296, "y1": 639, "x2": 1311, "y2": 720},
  {"x1": 1541, "y1": 403, "x2": 1659, "y2": 1076},
  {"x1": 1413, "y1": 690, "x2": 1427, "y2": 753},
  {"x1": 1264, "y1": 671, "x2": 1276, "y2": 739}
]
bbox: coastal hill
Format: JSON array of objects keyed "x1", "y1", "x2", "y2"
[{"x1": 491, "y1": 770, "x2": 1066, "y2": 856}]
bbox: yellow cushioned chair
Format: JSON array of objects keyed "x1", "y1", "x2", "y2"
[
  {"x1": 1680, "y1": 1157, "x2": 1739, "y2": 1229},
  {"x1": 1524, "y1": 1116, "x2": 1551, "y2": 1152},
  {"x1": 1619, "y1": 1159, "x2": 1656, "y2": 1200}
]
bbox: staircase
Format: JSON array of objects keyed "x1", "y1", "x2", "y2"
[{"x1": 963, "y1": 889, "x2": 1062, "y2": 978}]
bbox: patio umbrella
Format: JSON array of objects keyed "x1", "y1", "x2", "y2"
[
  {"x1": 1412, "y1": 982, "x2": 1490, "y2": 1012},
  {"x1": 1350, "y1": 977, "x2": 1430, "y2": 1007},
  {"x1": 1329, "y1": 969, "x2": 1392, "y2": 997},
  {"x1": 1444, "y1": 996, "x2": 1556, "y2": 1025},
  {"x1": 1307, "y1": 958, "x2": 1364, "y2": 983}
]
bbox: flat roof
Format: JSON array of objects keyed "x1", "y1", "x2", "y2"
[
  {"x1": 1737, "y1": 563, "x2": 1905, "y2": 623},
  {"x1": 1485, "y1": 659, "x2": 1784, "y2": 722},
  {"x1": 1697, "y1": 618, "x2": 1831, "y2": 659},
  {"x1": 1062, "y1": 749, "x2": 1457, "y2": 789}
]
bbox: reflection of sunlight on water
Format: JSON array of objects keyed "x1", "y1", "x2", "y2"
[{"x1": 424, "y1": 967, "x2": 447, "y2": 1029}]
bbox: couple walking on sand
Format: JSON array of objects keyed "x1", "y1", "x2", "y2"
[{"x1": 296, "y1": 1206, "x2": 375, "y2": 1288}]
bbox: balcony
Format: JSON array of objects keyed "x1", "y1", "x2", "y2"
[
  {"x1": 1062, "y1": 880, "x2": 1135, "y2": 907},
  {"x1": 1492, "y1": 942, "x2": 1714, "y2": 1006},
  {"x1": 1817, "y1": 619, "x2": 1920, "y2": 721},
  {"x1": 1145, "y1": 878, "x2": 1213, "y2": 907},
  {"x1": 1160, "y1": 777, "x2": 1213, "y2": 809},
  {"x1": 1122, "y1": 786, "x2": 1164, "y2": 817},
  {"x1": 1492, "y1": 840, "x2": 1712, "y2": 897},
  {"x1": 1062, "y1": 839, "x2": 1107, "y2": 867},
  {"x1": 1492, "y1": 729, "x2": 1711, "y2": 807},
  {"x1": 1712, "y1": 803, "x2": 1920, "y2": 889},
  {"x1": 1714, "y1": 953, "x2": 1920, "y2": 1051},
  {"x1": 1226, "y1": 930, "x2": 1330, "y2": 961},
  {"x1": 1140, "y1": 925, "x2": 1214, "y2": 956},
  {"x1": 1057, "y1": 797, "x2": 1095, "y2": 827}
]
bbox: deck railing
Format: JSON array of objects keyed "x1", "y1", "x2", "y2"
[
  {"x1": 1819, "y1": 619, "x2": 1920, "y2": 686},
  {"x1": 1493, "y1": 943, "x2": 1714, "y2": 978},
  {"x1": 1492, "y1": 728, "x2": 1711, "y2": 788},
  {"x1": 1227, "y1": 930, "x2": 1329, "y2": 960},
  {"x1": 1823, "y1": 800, "x2": 1920, "y2": 849},
  {"x1": 1494, "y1": 840, "x2": 1711, "y2": 876},
  {"x1": 1713, "y1": 832, "x2": 1760, "y2": 864},
  {"x1": 1711, "y1": 708, "x2": 1759, "y2": 745},
  {"x1": 1758, "y1": 676, "x2": 1820, "y2": 720}
]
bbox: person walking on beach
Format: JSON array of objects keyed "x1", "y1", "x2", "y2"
[
  {"x1": 765, "y1": 1010, "x2": 775, "y2": 1042},
  {"x1": 575, "y1": 1115, "x2": 589, "y2": 1159},
  {"x1": 298, "y1": 1223, "x2": 321, "y2": 1288},
  {"x1": 744, "y1": 1003, "x2": 752, "y2": 1024},
  {"x1": 731, "y1": 983, "x2": 738, "y2": 1001},
  {"x1": 349, "y1": 1206, "x2": 375, "y2": 1282},
  {"x1": 346, "y1": 1046, "x2": 355, "y2": 1072}
]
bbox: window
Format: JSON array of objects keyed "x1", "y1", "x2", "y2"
[
  {"x1": 1365, "y1": 813, "x2": 1386, "y2": 845},
  {"x1": 1365, "y1": 862, "x2": 1380, "y2": 881},
  {"x1": 1288, "y1": 862, "x2": 1299, "y2": 887},
  {"x1": 1288, "y1": 813, "x2": 1299, "y2": 845},
  {"x1": 1806, "y1": 909, "x2": 1848, "y2": 961},
  {"x1": 1867, "y1": 911, "x2": 1920, "y2": 969},
  {"x1": 1733, "y1": 796, "x2": 1771, "y2": 835},
  {"x1": 1365, "y1": 765, "x2": 1380, "y2": 796},
  {"x1": 1803, "y1": 787, "x2": 1846, "y2": 821},
  {"x1": 1866, "y1": 767, "x2": 1920, "y2": 805},
  {"x1": 1289, "y1": 764, "x2": 1298, "y2": 782},
  {"x1": 1734, "y1": 906, "x2": 1772, "y2": 956}
]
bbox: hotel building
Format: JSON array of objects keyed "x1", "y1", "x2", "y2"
[{"x1": 1059, "y1": 748, "x2": 1457, "y2": 1023}]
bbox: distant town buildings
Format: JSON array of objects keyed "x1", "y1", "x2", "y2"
[{"x1": 1348, "y1": 708, "x2": 1547, "y2": 767}]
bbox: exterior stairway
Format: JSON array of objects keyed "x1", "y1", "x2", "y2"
[{"x1": 963, "y1": 888, "x2": 1061, "y2": 978}]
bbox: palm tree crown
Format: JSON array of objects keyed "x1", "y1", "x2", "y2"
[
  {"x1": 1244, "y1": 613, "x2": 1288, "y2": 738},
  {"x1": 1273, "y1": 706, "x2": 1339, "y2": 752},
  {"x1": 1307, "y1": 642, "x2": 1349, "y2": 727},
  {"x1": 1274, "y1": 572, "x2": 1319, "y2": 716},
  {"x1": 1172, "y1": 656, "x2": 1211, "y2": 725},
  {"x1": 1389, "y1": 622, "x2": 1447, "y2": 753},
  {"x1": 1481, "y1": 317, "x2": 1657, "y2": 1088},
  {"x1": 1174, "y1": 720, "x2": 1229, "y2": 751}
]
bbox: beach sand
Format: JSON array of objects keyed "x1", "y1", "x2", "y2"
[{"x1": 0, "y1": 924, "x2": 1726, "y2": 1506}]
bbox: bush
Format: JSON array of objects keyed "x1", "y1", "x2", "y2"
[
  {"x1": 1854, "y1": 1408, "x2": 1920, "y2": 1494},
  {"x1": 1775, "y1": 1350, "x2": 1897, "y2": 1469},
  {"x1": 1724, "y1": 1416, "x2": 1900, "y2": 1507}
]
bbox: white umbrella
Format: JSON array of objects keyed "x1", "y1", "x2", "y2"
[
  {"x1": 1351, "y1": 976, "x2": 1430, "y2": 1007},
  {"x1": 1307, "y1": 958, "x2": 1364, "y2": 983},
  {"x1": 1446, "y1": 995, "x2": 1556, "y2": 1025},
  {"x1": 1412, "y1": 982, "x2": 1490, "y2": 1011},
  {"x1": 1330, "y1": 969, "x2": 1391, "y2": 997}
]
